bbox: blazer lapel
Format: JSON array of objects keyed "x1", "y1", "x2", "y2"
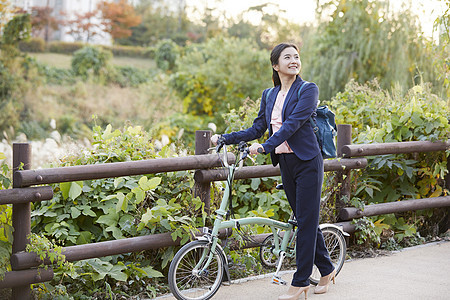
[
  {"x1": 266, "y1": 85, "x2": 280, "y2": 126},
  {"x1": 282, "y1": 77, "x2": 302, "y2": 120}
]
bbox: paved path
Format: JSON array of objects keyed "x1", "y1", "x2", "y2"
[{"x1": 157, "y1": 241, "x2": 450, "y2": 300}]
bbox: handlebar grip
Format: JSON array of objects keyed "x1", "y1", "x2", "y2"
[{"x1": 257, "y1": 147, "x2": 264, "y2": 154}]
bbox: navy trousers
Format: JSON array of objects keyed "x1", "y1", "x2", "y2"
[{"x1": 278, "y1": 153, "x2": 334, "y2": 287}]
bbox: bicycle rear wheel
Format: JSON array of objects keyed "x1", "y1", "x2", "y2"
[
  {"x1": 259, "y1": 234, "x2": 280, "y2": 268},
  {"x1": 168, "y1": 240, "x2": 225, "y2": 300},
  {"x1": 309, "y1": 226, "x2": 346, "y2": 285}
]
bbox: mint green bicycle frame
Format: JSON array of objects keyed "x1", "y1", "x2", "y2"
[{"x1": 194, "y1": 145, "x2": 296, "y2": 275}]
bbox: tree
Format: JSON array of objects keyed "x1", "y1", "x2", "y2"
[
  {"x1": 65, "y1": 10, "x2": 101, "y2": 43},
  {"x1": 97, "y1": 0, "x2": 141, "y2": 41},
  {"x1": 432, "y1": 0, "x2": 450, "y2": 100},
  {"x1": 118, "y1": 0, "x2": 194, "y2": 46},
  {"x1": 302, "y1": 0, "x2": 440, "y2": 100},
  {"x1": 0, "y1": 0, "x2": 13, "y2": 33},
  {"x1": 29, "y1": 6, "x2": 62, "y2": 42}
]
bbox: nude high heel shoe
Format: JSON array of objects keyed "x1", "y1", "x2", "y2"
[
  {"x1": 314, "y1": 269, "x2": 336, "y2": 294},
  {"x1": 278, "y1": 285, "x2": 310, "y2": 300}
]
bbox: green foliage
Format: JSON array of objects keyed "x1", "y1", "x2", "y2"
[
  {"x1": 108, "y1": 65, "x2": 151, "y2": 87},
  {"x1": 48, "y1": 41, "x2": 86, "y2": 54},
  {"x1": 71, "y1": 46, "x2": 113, "y2": 80},
  {"x1": 47, "y1": 41, "x2": 154, "y2": 58},
  {"x1": 18, "y1": 37, "x2": 46, "y2": 52},
  {"x1": 0, "y1": 60, "x2": 22, "y2": 131},
  {"x1": 31, "y1": 124, "x2": 205, "y2": 297},
  {"x1": 171, "y1": 36, "x2": 271, "y2": 128},
  {"x1": 0, "y1": 154, "x2": 12, "y2": 280},
  {"x1": 102, "y1": 44, "x2": 153, "y2": 58},
  {"x1": 432, "y1": 0, "x2": 450, "y2": 100},
  {"x1": 333, "y1": 80, "x2": 450, "y2": 247},
  {"x1": 1, "y1": 13, "x2": 31, "y2": 46},
  {"x1": 303, "y1": 0, "x2": 444, "y2": 100},
  {"x1": 155, "y1": 39, "x2": 179, "y2": 71}
]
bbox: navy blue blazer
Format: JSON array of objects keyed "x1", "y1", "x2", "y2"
[{"x1": 222, "y1": 76, "x2": 320, "y2": 166}]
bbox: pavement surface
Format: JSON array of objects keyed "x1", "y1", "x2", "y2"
[{"x1": 157, "y1": 240, "x2": 450, "y2": 300}]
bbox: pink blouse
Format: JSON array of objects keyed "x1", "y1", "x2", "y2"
[{"x1": 271, "y1": 91, "x2": 293, "y2": 154}]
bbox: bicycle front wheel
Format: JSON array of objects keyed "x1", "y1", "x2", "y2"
[
  {"x1": 309, "y1": 226, "x2": 346, "y2": 285},
  {"x1": 168, "y1": 240, "x2": 225, "y2": 300}
]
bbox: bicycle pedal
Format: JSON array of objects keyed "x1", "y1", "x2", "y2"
[{"x1": 271, "y1": 275, "x2": 287, "y2": 285}]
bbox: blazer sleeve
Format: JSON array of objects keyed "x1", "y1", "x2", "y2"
[
  {"x1": 222, "y1": 89, "x2": 270, "y2": 145},
  {"x1": 262, "y1": 83, "x2": 318, "y2": 154}
]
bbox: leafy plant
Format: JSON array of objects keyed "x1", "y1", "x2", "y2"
[
  {"x1": 30, "y1": 124, "x2": 206, "y2": 298},
  {"x1": 171, "y1": 36, "x2": 271, "y2": 128},
  {"x1": 155, "y1": 39, "x2": 179, "y2": 72},
  {"x1": 0, "y1": 152, "x2": 12, "y2": 280},
  {"x1": 303, "y1": 0, "x2": 445, "y2": 100},
  {"x1": 71, "y1": 46, "x2": 112, "y2": 80},
  {"x1": 334, "y1": 80, "x2": 450, "y2": 247}
]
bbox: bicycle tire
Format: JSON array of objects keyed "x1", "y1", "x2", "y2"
[
  {"x1": 168, "y1": 240, "x2": 225, "y2": 300},
  {"x1": 310, "y1": 226, "x2": 346, "y2": 285}
]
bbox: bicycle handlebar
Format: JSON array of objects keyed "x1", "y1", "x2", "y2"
[{"x1": 215, "y1": 140, "x2": 249, "y2": 170}]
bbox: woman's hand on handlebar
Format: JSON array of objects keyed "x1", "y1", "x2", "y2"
[
  {"x1": 249, "y1": 143, "x2": 264, "y2": 155},
  {"x1": 211, "y1": 134, "x2": 221, "y2": 146}
]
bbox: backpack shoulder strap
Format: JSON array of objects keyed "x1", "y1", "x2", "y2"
[
  {"x1": 297, "y1": 81, "x2": 319, "y2": 133},
  {"x1": 297, "y1": 81, "x2": 309, "y2": 99}
]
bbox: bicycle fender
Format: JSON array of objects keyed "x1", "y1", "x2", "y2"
[
  {"x1": 319, "y1": 223, "x2": 350, "y2": 237},
  {"x1": 193, "y1": 237, "x2": 231, "y2": 284},
  {"x1": 216, "y1": 243, "x2": 231, "y2": 284}
]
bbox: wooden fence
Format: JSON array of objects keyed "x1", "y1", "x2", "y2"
[{"x1": 0, "y1": 127, "x2": 449, "y2": 299}]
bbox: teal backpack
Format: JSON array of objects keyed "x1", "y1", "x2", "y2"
[{"x1": 266, "y1": 81, "x2": 337, "y2": 159}]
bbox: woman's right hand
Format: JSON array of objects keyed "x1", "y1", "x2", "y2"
[{"x1": 211, "y1": 134, "x2": 221, "y2": 146}]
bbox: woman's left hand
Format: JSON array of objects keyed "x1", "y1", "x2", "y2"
[{"x1": 249, "y1": 143, "x2": 264, "y2": 155}]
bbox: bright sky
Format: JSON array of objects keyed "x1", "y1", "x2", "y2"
[{"x1": 186, "y1": 0, "x2": 445, "y2": 38}]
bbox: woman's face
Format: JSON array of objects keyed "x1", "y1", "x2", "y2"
[{"x1": 273, "y1": 47, "x2": 301, "y2": 77}]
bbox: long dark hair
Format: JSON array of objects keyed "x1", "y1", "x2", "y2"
[{"x1": 270, "y1": 43, "x2": 299, "y2": 87}]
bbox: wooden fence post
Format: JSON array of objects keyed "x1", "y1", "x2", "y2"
[
  {"x1": 336, "y1": 125, "x2": 352, "y2": 219},
  {"x1": 194, "y1": 130, "x2": 212, "y2": 214},
  {"x1": 12, "y1": 143, "x2": 32, "y2": 300}
]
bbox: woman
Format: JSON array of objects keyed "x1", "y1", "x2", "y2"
[{"x1": 211, "y1": 43, "x2": 336, "y2": 300}]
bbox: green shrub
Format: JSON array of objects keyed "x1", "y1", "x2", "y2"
[
  {"x1": 71, "y1": 46, "x2": 112, "y2": 80},
  {"x1": 31, "y1": 124, "x2": 205, "y2": 297},
  {"x1": 155, "y1": 39, "x2": 179, "y2": 71},
  {"x1": 331, "y1": 80, "x2": 450, "y2": 246},
  {"x1": 171, "y1": 36, "x2": 271, "y2": 129},
  {"x1": 142, "y1": 46, "x2": 156, "y2": 59},
  {"x1": 0, "y1": 155, "x2": 12, "y2": 281},
  {"x1": 47, "y1": 41, "x2": 155, "y2": 59},
  {"x1": 48, "y1": 41, "x2": 86, "y2": 54},
  {"x1": 18, "y1": 37, "x2": 46, "y2": 52},
  {"x1": 108, "y1": 65, "x2": 150, "y2": 87},
  {"x1": 102, "y1": 44, "x2": 147, "y2": 58}
]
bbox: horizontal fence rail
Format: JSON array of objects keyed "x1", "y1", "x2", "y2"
[
  {"x1": 194, "y1": 158, "x2": 367, "y2": 183},
  {"x1": 0, "y1": 268, "x2": 53, "y2": 289},
  {"x1": 342, "y1": 139, "x2": 450, "y2": 157},
  {"x1": 11, "y1": 229, "x2": 232, "y2": 270},
  {"x1": 0, "y1": 186, "x2": 53, "y2": 205},
  {"x1": 14, "y1": 153, "x2": 236, "y2": 187},
  {"x1": 339, "y1": 196, "x2": 450, "y2": 220}
]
